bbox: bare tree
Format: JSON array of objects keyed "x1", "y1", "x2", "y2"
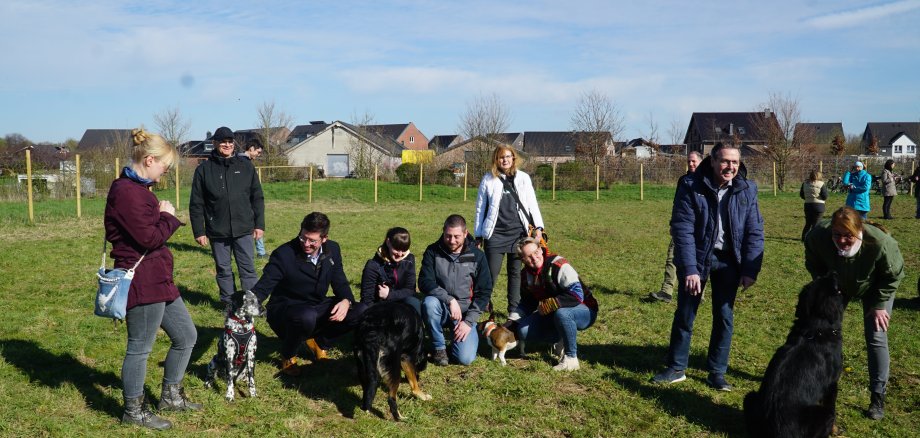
[
  {"x1": 570, "y1": 89, "x2": 624, "y2": 165},
  {"x1": 751, "y1": 92, "x2": 813, "y2": 190},
  {"x1": 153, "y1": 106, "x2": 191, "y2": 149},
  {"x1": 457, "y1": 92, "x2": 512, "y2": 177},
  {"x1": 643, "y1": 112, "x2": 660, "y2": 150},
  {"x1": 348, "y1": 110, "x2": 390, "y2": 178},
  {"x1": 255, "y1": 100, "x2": 294, "y2": 158}
]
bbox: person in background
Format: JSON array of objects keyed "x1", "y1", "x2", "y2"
[
  {"x1": 189, "y1": 126, "x2": 265, "y2": 303},
  {"x1": 474, "y1": 146, "x2": 544, "y2": 321},
  {"x1": 239, "y1": 137, "x2": 267, "y2": 258},
  {"x1": 909, "y1": 164, "x2": 920, "y2": 219},
  {"x1": 360, "y1": 227, "x2": 421, "y2": 315},
  {"x1": 651, "y1": 143, "x2": 764, "y2": 392},
  {"x1": 805, "y1": 206, "x2": 904, "y2": 420},
  {"x1": 799, "y1": 170, "x2": 828, "y2": 241},
  {"x1": 649, "y1": 151, "x2": 702, "y2": 302},
  {"x1": 842, "y1": 161, "x2": 871, "y2": 219},
  {"x1": 105, "y1": 128, "x2": 200, "y2": 430},
  {"x1": 880, "y1": 159, "x2": 897, "y2": 219}
]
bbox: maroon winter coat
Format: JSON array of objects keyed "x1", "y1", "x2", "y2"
[{"x1": 104, "y1": 174, "x2": 183, "y2": 309}]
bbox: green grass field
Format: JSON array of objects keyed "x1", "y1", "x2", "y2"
[{"x1": 0, "y1": 179, "x2": 918, "y2": 437}]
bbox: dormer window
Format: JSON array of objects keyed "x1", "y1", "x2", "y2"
[{"x1": 738, "y1": 127, "x2": 746, "y2": 135}]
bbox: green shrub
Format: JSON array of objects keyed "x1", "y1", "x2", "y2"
[
  {"x1": 395, "y1": 163, "x2": 420, "y2": 184},
  {"x1": 436, "y1": 168, "x2": 456, "y2": 186}
]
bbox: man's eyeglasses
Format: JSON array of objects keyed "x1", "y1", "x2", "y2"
[{"x1": 298, "y1": 235, "x2": 322, "y2": 246}]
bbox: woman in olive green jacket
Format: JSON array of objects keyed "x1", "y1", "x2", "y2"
[{"x1": 804, "y1": 206, "x2": 904, "y2": 421}]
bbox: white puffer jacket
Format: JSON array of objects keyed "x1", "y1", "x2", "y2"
[{"x1": 474, "y1": 171, "x2": 544, "y2": 240}]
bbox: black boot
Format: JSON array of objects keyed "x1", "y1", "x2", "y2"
[
  {"x1": 158, "y1": 383, "x2": 203, "y2": 412},
  {"x1": 867, "y1": 391, "x2": 885, "y2": 420},
  {"x1": 122, "y1": 396, "x2": 172, "y2": 430}
]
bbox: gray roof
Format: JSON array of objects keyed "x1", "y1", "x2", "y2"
[
  {"x1": 77, "y1": 129, "x2": 134, "y2": 150},
  {"x1": 338, "y1": 122, "x2": 405, "y2": 156},
  {"x1": 795, "y1": 122, "x2": 844, "y2": 145},
  {"x1": 684, "y1": 112, "x2": 777, "y2": 143},
  {"x1": 862, "y1": 122, "x2": 920, "y2": 146},
  {"x1": 290, "y1": 122, "x2": 331, "y2": 139},
  {"x1": 523, "y1": 131, "x2": 611, "y2": 156},
  {"x1": 363, "y1": 124, "x2": 409, "y2": 142},
  {"x1": 429, "y1": 135, "x2": 461, "y2": 152}
]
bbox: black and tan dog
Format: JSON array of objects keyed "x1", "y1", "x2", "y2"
[
  {"x1": 204, "y1": 290, "x2": 263, "y2": 402},
  {"x1": 744, "y1": 274, "x2": 844, "y2": 438},
  {"x1": 354, "y1": 300, "x2": 431, "y2": 421}
]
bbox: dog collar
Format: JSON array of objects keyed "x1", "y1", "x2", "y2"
[{"x1": 482, "y1": 322, "x2": 497, "y2": 337}]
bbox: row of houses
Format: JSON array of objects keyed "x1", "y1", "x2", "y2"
[{"x1": 74, "y1": 114, "x2": 920, "y2": 177}]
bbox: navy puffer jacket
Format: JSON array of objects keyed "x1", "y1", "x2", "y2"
[{"x1": 670, "y1": 156, "x2": 765, "y2": 280}]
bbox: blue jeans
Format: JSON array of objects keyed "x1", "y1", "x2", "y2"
[
  {"x1": 255, "y1": 237, "x2": 265, "y2": 256},
  {"x1": 210, "y1": 235, "x2": 258, "y2": 303},
  {"x1": 516, "y1": 304, "x2": 596, "y2": 358},
  {"x1": 422, "y1": 296, "x2": 479, "y2": 365},
  {"x1": 122, "y1": 298, "x2": 197, "y2": 398},
  {"x1": 665, "y1": 250, "x2": 740, "y2": 375}
]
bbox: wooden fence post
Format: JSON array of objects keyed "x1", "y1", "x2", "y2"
[
  {"x1": 419, "y1": 163, "x2": 424, "y2": 201},
  {"x1": 26, "y1": 149, "x2": 34, "y2": 223},
  {"x1": 463, "y1": 163, "x2": 468, "y2": 201},
  {"x1": 309, "y1": 166, "x2": 313, "y2": 203},
  {"x1": 174, "y1": 160, "x2": 180, "y2": 211},
  {"x1": 374, "y1": 164, "x2": 378, "y2": 204},
  {"x1": 819, "y1": 160, "x2": 823, "y2": 173},
  {"x1": 257, "y1": 167, "x2": 262, "y2": 183},
  {"x1": 115, "y1": 158, "x2": 120, "y2": 184},
  {"x1": 773, "y1": 161, "x2": 777, "y2": 196},
  {"x1": 552, "y1": 162, "x2": 557, "y2": 201},
  {"x1": 595, "y1": 165, "x2": 600, "y2": 200},
  {"x1": 76, "y1": 154, "x2": 82, "y2": 218},
  {"x1": 640, "y1": 162, "x2": 644, "y2": 201}
]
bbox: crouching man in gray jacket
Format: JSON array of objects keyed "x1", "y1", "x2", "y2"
[{"x1": 420, "y1": 214, "x2": 493, "y2": 366}]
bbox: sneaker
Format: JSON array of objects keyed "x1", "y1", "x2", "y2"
[
  {"x1": 551, "y1": 341, "x2": 565, "y2": 360},
  {"x1": 305, "y1": 338, "x2": 328, "y2": 360},
  {"x1": 431, "y1": 349, "x2": 449, "y2": 366},
  {"x1": 706, "y1": 373, "x2": 732, "y2": 391},
  {"x1": 553, "y1": 355, "x2": 580, "y2": 371},
  {"x1": 648, "y1": 291, "x2": 673, "y2": 303},
  {"x1": 651, "y1": 368, "x2": 686, "y2": 384},
  {"x1": 867, "y1": 391, "x2": 885, "y2": 420},
  {"x1": 280, "y1": 357, "x2": 301, "y2": 376},
  {"x1": 508, "y1": 312, "x2": 521, "y2": 321}
]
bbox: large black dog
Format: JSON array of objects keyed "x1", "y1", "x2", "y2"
[
  {"x1": 744, "y1": 274, "x2": 845, "y2": 438},
  {"x1": 354, "y1": 300, "x2": 431, "y2": 421}
]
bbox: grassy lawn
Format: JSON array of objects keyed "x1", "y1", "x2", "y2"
[{"x1": 0, "y1": 179, "x2": 917, "y2": 437}]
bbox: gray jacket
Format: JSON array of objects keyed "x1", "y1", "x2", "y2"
[{"x1": 418, "y1": 235, "x2": 493, "y2": 327}]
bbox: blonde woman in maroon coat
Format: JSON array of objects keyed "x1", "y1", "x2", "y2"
[{"x1": 104, "y1": 128, "x2": 200, "y2": 430}]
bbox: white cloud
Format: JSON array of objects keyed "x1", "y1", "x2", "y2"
[{"x1": 803, "y1": 0, "x2": 920, "y2": 29}]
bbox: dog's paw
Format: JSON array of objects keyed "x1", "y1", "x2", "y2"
[{"x1": 413, "y1": 391, "x2": 432, "y2": 401}]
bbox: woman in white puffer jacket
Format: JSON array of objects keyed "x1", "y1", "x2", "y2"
[{"x1": 474, "y1": 146, "x2": 544, "y2": 320}]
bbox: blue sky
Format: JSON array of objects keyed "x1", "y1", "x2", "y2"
[{"x1": 2, "y1": 0, "x2": 919, "y2": 144}]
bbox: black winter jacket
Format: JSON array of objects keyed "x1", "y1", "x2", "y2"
[
  {"x1": 252, "y1": 239, "x2": 354, "y2": 309},
  {"x1": 189, "y1": 150, "x2": 265, "y2": 239},
  {"x1": 360, "y1": 248, "x2": 417, "y2": 305}
]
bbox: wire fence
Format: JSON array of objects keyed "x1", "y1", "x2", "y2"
[{"x1": 3, "y1": 152, "x2": 916, "y2": 223}]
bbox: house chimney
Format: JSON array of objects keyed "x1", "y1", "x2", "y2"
[
  {"x1": 763, "y1": 109, "x2": 771, "y2": 118},
  {"x1": 729, "y1": 123, "x2": 734, "y2": 136}
]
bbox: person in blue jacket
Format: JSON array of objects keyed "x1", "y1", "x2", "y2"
[
  {"x1": 652, "y1": 143, "x2": 765, "y2": 391},
  {"x1": 842, "y1": 161, "x2": 872, "y2": 219}
]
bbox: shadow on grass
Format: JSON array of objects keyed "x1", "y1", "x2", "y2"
[
  {"x1": 0, "y1": 339, "x2": 122, "y2": 418},
  {"x1": 178, "y1": 285, "x2": 224, "y2": 312},
  {"x1": 281, "y1": 355, "x2": 362, "y2": 419},
  {"x1": 166, "y1": 241, "x2": 211, "y2": 256},
  {"x1": 580, "y1": 343, "x2": 751, "y2": 436}
]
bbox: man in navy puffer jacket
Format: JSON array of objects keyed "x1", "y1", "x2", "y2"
[{"x1": 652, "y1": 143, "x2": 764, "y2": 391}]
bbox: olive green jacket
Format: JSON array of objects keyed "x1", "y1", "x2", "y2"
[{"x1": 804, "y1": 219, "x2": 904, "y2": 309}]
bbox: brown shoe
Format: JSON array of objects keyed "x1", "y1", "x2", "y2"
[
  {"x1": 281, "y1": 357, "x2": 301, "y2": 376},
  {"x1": 306, "y1": 338, "x2": 328, "y2": 360}
]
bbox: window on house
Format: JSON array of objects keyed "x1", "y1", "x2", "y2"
[
  {"x1": 895, "y1": 145, "x2": 902, "y2": 153},
  {"x1": 909, "y1": 145, "x2": 916, "y2": 153},
  {"x1": 409, "y1": 136, "x2": 415, "y2": 143},
  {"x1": 738, "y1": 127, "x2": 746, "y2": 135}
]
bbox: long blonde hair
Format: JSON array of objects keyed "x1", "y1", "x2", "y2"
[
  {"x1": 490, "y1": 145, "x2": 519, "y2": 177},
  {"x1": 131, "y1": 127, "x2": 176, "y2": 170}
]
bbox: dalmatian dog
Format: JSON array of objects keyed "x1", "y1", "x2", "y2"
[{"x1": 204, "y1": 290, "x2": 263, "y2": 401}]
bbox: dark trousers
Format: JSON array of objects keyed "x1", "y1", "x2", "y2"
[
  {"x1": 802, "y1": 203, "x2": 826, "y2": 241},
  {"x1": 882, "y1": 196, "x2": 894, "y2": 218},
  {"x1": 485, "y1": 244, "x2": 522, "y2": 315},
  {"x1": 267, "y1": 298, "x2": 367, "y2": 359},
  {"x1": 666, "y1": 250, "x2": 740, "y2": 375}
]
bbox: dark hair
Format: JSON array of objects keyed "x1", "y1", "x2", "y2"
[
  {"x1": 443, "y1": 214, "x2": 466, "y2": 231},
  {"x1": 884, "y1": 159, "x2": 894, "y2": 171},
  {"x1": 385, "y1": 227, "x2": 411, "y2": 252},
  {"x1": 710, "y1": 142, "x2": 740, "y2": 160},
  {"x1": 300, "y1": 212, "x2": 330, "y2": 236},
  {"x1": 247, "y1": 137, "x2": 264, "y2": 151}
]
